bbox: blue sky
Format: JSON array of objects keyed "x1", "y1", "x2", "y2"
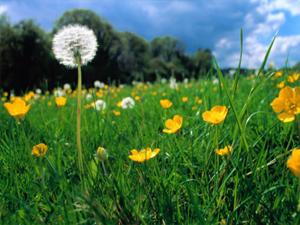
[{"x1": 1, "y1": 0, "x2": 300, "y2": 68}]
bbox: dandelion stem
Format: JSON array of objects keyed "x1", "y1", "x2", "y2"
[
  {"x1": 76, "y1": 56, "x2": 85, "y2": 188},
  {"x1": 297, "y1": 179, "x2": 300, "y2": 213},
  {"x1": 101, "y1": 161, "x2": 108, "y2": 177}
]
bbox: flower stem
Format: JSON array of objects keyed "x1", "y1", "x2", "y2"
[
  {"x1": 297, "y1": 179, "x2": 300, "y2": 212},
  {"x1": 76, "y1": 56, "x2": 85, "y2": 187}
]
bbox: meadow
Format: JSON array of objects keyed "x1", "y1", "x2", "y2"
[{"x1": 1, "y1": 64, "x2": 300, "y2": 224}]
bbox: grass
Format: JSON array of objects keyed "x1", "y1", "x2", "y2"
[{"x1": 0, "y1": 72, "x2": 300, "y2": 224}]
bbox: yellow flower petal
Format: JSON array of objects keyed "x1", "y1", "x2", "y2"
[
  {"x1": 163, "y1": 115, "x2": 183, "y2": 134},
  {"x1": 202, "y1": 105, "x2": 228, "y2": 125},
  {"x1": 129, "y1": 148, "x2": 160, "y2": 163},
  {"x1": 160, "y1": 99, "x2": 172, "y2": 109},
  {"x1": 270, "y1": 97, "x2": 285, "y2": 113},
  {"x1": 3, "y1": 97, "x2": 31, "y2": 119},
  {"x1": 277, "y1": 112, "x2": 295, "y2": 123},
  {"x1": 287, "y1": 148, "x2": 300, "y2": 177},
  {"x1": 279, "y1": 86, "x2": 293, "y2": 99},
  {"x1": 215, "y1": 145, "x2": 233, "y2": 156},
  {"x1": 32, "y1": 143, "x2": 48, "y2": 157}
]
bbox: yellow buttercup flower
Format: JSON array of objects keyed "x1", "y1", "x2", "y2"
[
  {"x1": 24, "y1": 91, "x2": 35, "y2": 102},
  {"x1": 96, "y1": 90, "x2": 104, "y2": 97},
  {"x1": 287, "y1": 73, "x2": 300, "y2": 83},
  {"x1": 32, "y1": 143, "x2": 48, "y2": 157},
  {"x1": 129, "y1": 147, "x2": 160, "y2": 163},
  {"x1": 271, "y1": 86, "x2": 300, "y2": 122},
  {"x1": 160, "y1": 99, "x2": 173, "y2": 109},
  {"x1": 202, "y1": 105, "x2": 228, "y2": 125},
  {"x1": 277, "y1": 81, "x2": 285, "y2": 89},
  {"x1": 274, "y1": 71, "x2": 283, "y2": 78},
  {"x1": 55, "y1": 96, "x2": 67, "y2": 107},
  {"x1": 113, "y1": 110, "x2": 121, "y2": 116},
  {"x1": 4, "y1": 97, "x2": 31, "y2": 119},
  {"x1": 287, "y1": 148, "x2": 300, "y2": 177},
  {"x1": 197, "y1": 99, "x2": 203, "y2": 105},
  {"x1": 182, "y1": 97, "x2": 188, "y2": 102},
  {"x1": 116, "y1": 101, "x2": 122, "y2": 108},
  {"x1": 135, "y1": 96, "x2": 141, "y2": 101},
  {"x1": 215, "y1": 145, "x2": 233, "y2": 156},
  {"x1": 163, "y1": 115, "x2": 183, "y2": 134}
]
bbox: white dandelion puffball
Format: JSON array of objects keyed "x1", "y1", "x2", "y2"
[
  {"x1": 169, "y1": 77, "x2": 178, "y2": 89},
  {"x1": 85, "y1": 93, "x2": 93, "y2": 101},
  {"x1": 52, "y1": 24, "x2": 98, "y2": 68},
  {"x1": 54, "y1": 88, "x2": 65, "y2": 97},
  {"x1": 121, "y1": 97, "x2": 135, "y2": 109},
  {"x1": 94, "y1": 80, "x2": 104, "y2": 89},
  {"x1": 63, "y1": 83, "x2": 71, "y2": 91},
  {"x1": 94, "y1": 99, "x2": 106, "y2": 111},
  {"x1": 161, "y1": 78, "x2": 167, "y2": 84},
  {"x1": 35, "y1": 89, "x2": 42, "y2": 95}
]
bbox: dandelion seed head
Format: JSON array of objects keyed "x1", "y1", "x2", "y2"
[
  {"x1": 54, "y1": 88, "x2": 65, "y2": 97},
  {"x1": 85, "y1": 93, "x2": 93, "y2": 101},
  {"x1": 121, "y1": 97, "x2": 135, "y2": 109},
  {"x1": 35, "y1": 89, "x2": 42, "y2": 95},
  {"x1": 52, "y1": 24, "x2": 98, "y2": 68},
  {"x1": 94, "y1": 80, "x2": 104, "y2": 89},
  {"x1": 63, "y1": 83, "x2": 71, "y2": 91},
  {"x1": 94, "y1": 99, "x2": 106, "y2": 111}
]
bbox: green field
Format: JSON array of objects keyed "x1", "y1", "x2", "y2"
[{"x1": 1, "y1": 70, "x2": 300, "y2": 224}]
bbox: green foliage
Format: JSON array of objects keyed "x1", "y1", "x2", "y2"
[
  {"x1": 293, "y1": 62, "x2": 300, "y2": 71},
  {"x1": 0, "y1": 76, "x2": 300, "y2": 224}
]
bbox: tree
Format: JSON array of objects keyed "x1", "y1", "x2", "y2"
[
  {"x1": 0, "y1": 18, "x2": 52, "y2": 91},
  {"x1": 115, "y1": 32, "x2": 150, "y2": 82},
  {"x1": 149, "y1": 36, "x2": 187, "y2": 79},
  {"x1": 191, "y1": 49, "x2": 212, "y2": 77},
  {"x1": 150, "y1": 36, "x2": 185, "y2": 62}
]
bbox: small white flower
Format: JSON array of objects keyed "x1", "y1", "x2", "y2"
[
  {"x1": 121, "y1": 97, "x2": 135, "y2": 109},
  {"x1": 52, "y1": 24, "x2": 98, "y2": 68},
  {"x1": 54, "y1": 88, "x2": 65, "y2": 97},
  {"x1": 161, "y1": 78, "x2": 167, "y2": 84},
  {"x1": 94, "y1": 80, "x2": 104, "y2": 89},
  {"x1": 35, "y1": 89, "x2": 42, "y2": 95},
  {"x1": 34, "y1": 94, "x2": 40, "y2": 100},
  {"x1": 94, "y1": 99, "x2": 106, "y2": 111},
  {"x1": 183, "y1": 78, "x2": 189, "y2": 84},
  {"x1": 212, "y1": 78, "x2": 219, "y2": 85},
  {"x1": 63, "y1": 83, "x2": 71, "y2": 91},
  {"x1": 86, "y1": 93, "x2": 93, "y2": 101},
  {"x1": 169, "y1": 77, "x2": 178, "y2": 89}
]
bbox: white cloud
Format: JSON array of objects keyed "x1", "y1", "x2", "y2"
[
  {"x1": 255, "y1": 0, "x2": 300, "y2": 16},
  {"x1": 215, "y1": 0, "x2": 300, "y2": 68},
  {"x1": 0, "y1": 5, "x2": 8, "y2": 15}
]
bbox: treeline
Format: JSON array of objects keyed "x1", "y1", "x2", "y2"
[{"x1": 0, "y1": 9, "x2": 213, "y2": 91}]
